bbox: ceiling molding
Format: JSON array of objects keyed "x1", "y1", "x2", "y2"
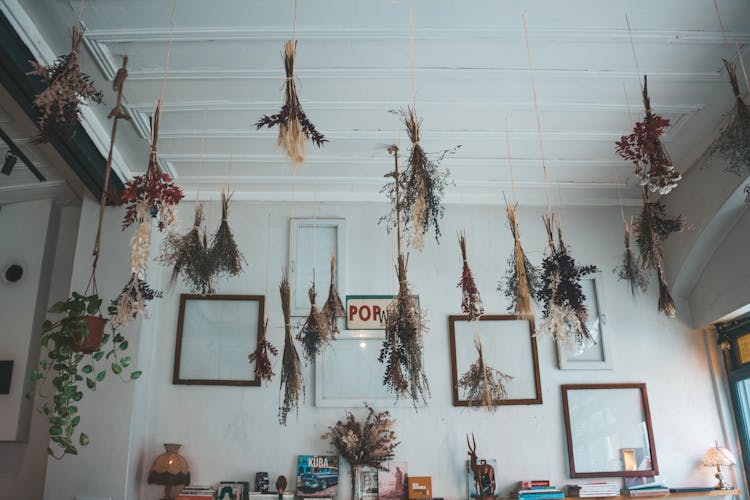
[{"x1": 0, "y1": 179, "x2": 79, "y2": 205}]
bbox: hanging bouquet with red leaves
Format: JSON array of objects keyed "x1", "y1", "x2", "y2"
[
  {"x1": 457, "y1": 231, "x2": 483, "y2": 321},
  {"x1": 616, "y1": 76, "x2": 681, "y2": 195},
  {"x1": 113, "y1": 101, "x2": 183, "y2": 232},
  {"x1": 249, "y1": 319, "x2": 278, "y2": 382}
]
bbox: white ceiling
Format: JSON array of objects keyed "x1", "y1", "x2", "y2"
[{"x1": 4, "y1": 0, "x2": 750, "y2": 205}]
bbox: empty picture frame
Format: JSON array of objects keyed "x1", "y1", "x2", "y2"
[
  {"x1": 556, "y1": 273, "x2": 612, "y2": 370},
  {"x1": 561, "y1": 383, "x2": 659, "y2": 478},
  {"x1": 449, "y1": 315, "x2": 542, "y2": 406},
  {"x1": 289, "y1": 218, "x2": 346, "y2": 317},
  {"x1": 173, "y1": 294, "x2": 265, "y2": 386}
]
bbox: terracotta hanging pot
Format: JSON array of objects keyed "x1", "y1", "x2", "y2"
[{"x1": 72, "y1": 315, "x2": 106, "y2": 353}]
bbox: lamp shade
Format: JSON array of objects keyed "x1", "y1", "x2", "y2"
[
  {"x1": 703, "y1": 444, "x2": 736, "y2": 467},
  {"x1": 148, "y1": 443, "x2": 191, "y2": 486}
]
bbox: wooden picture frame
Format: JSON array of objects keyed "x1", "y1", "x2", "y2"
[
  {"x1": 289, "y1": 218, "x2": 346, "y2": 317},
  {"x1": 556, "y1": 273, "x2": 612, "y2": 370},
  {"x1": 449, "y1": 315, "x2": 542, "y2": 406},
  {"x1": 561, "y1": 383, "x2": 659, "y2": 478},
  {"x1": 173, "y1": 294, "x2": 265, "y2": 386}
]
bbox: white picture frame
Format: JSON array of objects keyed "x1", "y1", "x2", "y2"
[
  {"x1": 556, "y1": 272, "x2": 612, "y2": 370},
  {"x1": 289, "y1": 218, "x2": 346, "y2": 317}
]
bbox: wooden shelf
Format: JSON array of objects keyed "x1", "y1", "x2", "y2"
[{"x1": 513, "y1": 491, "x2": 743, "y2": 500}]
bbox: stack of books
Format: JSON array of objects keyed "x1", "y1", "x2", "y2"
[
  {"x1": 176, "y1": 485, "x2": 217, "y2": 500},
  {"x1": 621, "y1": 483, "x2": 670, "y2": 497},
  {"x1": 511, "y1": 480, "x2": 565, "y2": 500},
  {"x1": 567, "y1": 482, "x2": 620, "y2": 497}
]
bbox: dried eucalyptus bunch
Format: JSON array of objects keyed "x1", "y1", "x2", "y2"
[
  {"x1": 400, "y1": 107, "x2": 453, "y2": 249},
  {"x1": 297, "y1": 283, "x2": 330, "y2": 362},
  {"x1": 109, "y1": 275, "x2": 163, "y2": 329},
  {"x1": 616, "y1": 76, "x2": 681, "y2": 194},
  {"x1": 321, "y1": 255, "x2": 345, "y2": 335},
  {"x1": 158, "y1": 204, "x2": 215, "y2": 294},
  {"x1": 614, "y1": 222, "x2": 648, "y2": 297},
  {"x1": 704, "y1": 59, "x2": 750, "y2": 176},
  {"x1": 255, "y1": 40, "x2": 327, "y2": 164},
  {"x1": 537, "y1": 214, "x2": 598, "y2": 349},
  {"x1": 27, "y1": 26, "x2": 103, "y2": 143},
  {"x1": 249, "y1": 319, "x2": 278, "y2": 382},
  {"x1": 210, "y1": 190, "x2": 245, "y2": 278},
  {"x1": 458, "y1": 336, "x2": 513, "y2": 411},
  {"x1": 499, "y1": 202, "x2": 539, "y2": 319},
  {"x1": 279, "y1": 274, "x2": 304, "y2": 425},
  {"x1": 457, "y1": 231, "x2": 484, "y2": 321},
  {"x1": 322, "y1": 404, "x2": 399, "y2": 471}
]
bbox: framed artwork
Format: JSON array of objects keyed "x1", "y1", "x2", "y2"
[
  {"x1": 296, "y1": 455, "x2": 339, "y2": 497},
  {"x1": 378, "y1": 461, "x2": 408, "y2": 500},
  {"x1": 173, "y1": 294, "x2": 265, "y2": 386},
  {"x1": 449, "y1": 315, "x2": 542, "y2": 406},
  {"x1": 556, "y1": 273, "x2": 612, "y2": 370},
  {"x1": 561, "y1": 383, "x2": 659, "y2": 478},
  {"x1": 289, "y1": 218, "x2": 346, "y2": 317}
]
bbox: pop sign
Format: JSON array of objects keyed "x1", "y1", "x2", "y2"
[{"x1": 346, "y1": 295, "x2": 393, "y2": 330}]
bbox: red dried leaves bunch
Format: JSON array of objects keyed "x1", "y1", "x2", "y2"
[
  {"x1": 321, "y1": 255, "x2": 345, "y2": 335},
  {"x1": 249, "y1": 319, "x2": 278, "y2": 382},
  {"x1": 255, "y1": 40, "x2": 327, "y2": 164},
  {"x1": 297, "y1": 283, "x2": 330, "y2": 362},
  {"x1": 279, "y1": 274, "x2": 304, "y2": 425},
  {"x1": 27, "y1": 26, "x2": 103, "y2": 143},
  {"x1": 458, "y1": 335, "x2": 512, "y2": 411},
  {"x1": 457, "y1": 231, "x2": 483, "y2": 321},
  {"x1": 616, "y1": 76, "x2": 681, "y2": 194}
]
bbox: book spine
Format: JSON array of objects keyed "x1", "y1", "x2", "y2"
[{"x1": 521, "y1": 481, "x2": 552, "y2": 489}]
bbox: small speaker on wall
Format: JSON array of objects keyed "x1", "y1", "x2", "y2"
[{"x1": 0, "y1": 361, "x2": 13, "y2": 394}]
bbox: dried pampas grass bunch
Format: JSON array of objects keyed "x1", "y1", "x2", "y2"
[
  {"x1": 458, "y1": 335, "x2": 513, "y2": 411},
  {"x1": 297, "y1": 283, "x2": 329, "y2": 362},
  {"x1": 28, "y1": 26, "x2": 103, "y2": 143},
  {"x1": 614, "y1": 222, "x2": 648, "y2": 297},
  {"x1": 457, "y1": 231, "x2": 484, "y2": 321},
  {"x1": 158, "y1": 204, "x2": 215, "y2": 294},
  {"x1": 321, "y1": 255, "x2": 345, "y2": 335},
  {"x1": 249, "y1": 319, "x2": 278, "y2": 382},
  {"x1": 210, "y1": 190, "x2": 245, "y2": 278},
  {"x1": 499, "y1": 202, "x2": 539, "y2": 319},
  {"x1": 255, "y1": 40, "x2": 327, "y2": 164},
  {"x1": 279, "y1": 273, "x2": 304, "y2": 425},
  {"x1": 537, "y1": 214, "x2": 598, "y2": 349}
]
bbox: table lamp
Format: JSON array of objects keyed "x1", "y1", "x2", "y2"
[
  {"x1": 703, "y1": 441, "x2": 736, "y2": 490},
  {"x1": 148, "y1": 443, "x2": 191, "y2": 500}
]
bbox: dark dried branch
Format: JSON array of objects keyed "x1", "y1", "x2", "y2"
[
  {"x1": 321, "y1": 255, "x2": 345, "y2": 336},
  {"x1": 457, "y1": 231, "x2": 484, "y2": 321},
  {"x1": 210, "y1": 190, "x2": 245, "y2": 277},
  {"x1": 614, "y1": 222, "x2": 648, "y2": 297},
  {"x1": 279, "y1": 273, "x2": 304, "y2": 425},
  {"x1": 249, "y1": 319, "x2": 278, "y2": 382},
  {"x1": 297, "y1": 283, "x2": 330, "y2": 362},
  {"x1": 458, "y1": 336, "x2": 512, "y2": 411}
]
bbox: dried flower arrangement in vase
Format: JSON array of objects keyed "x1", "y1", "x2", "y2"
[
  {"x1": 378, "y1": 146, "x2": 429, "y2": 406},
  {"x1": 249, "y1": 319, "x2": 278, "y2": 382},
  {"x1": 255, "y1": 40, "x2": 327, "y2": 164},
  {"x1": 297, "y1": 282, "x2": 330, "y2": 362},
  {"x1": 321, "y1": 255, "x2": 345, "y2": 335},
  {"x1": 499, "y1": 202, "x2": 540, "y2": 320},
  {"x1": 322, "y1": 404, "x2": 399, "y2": 500},
  {"x1": 27, "y1": 26, "x2": 103, "y2": 143},
  {"x1": 537, "y1": 214, "x2": 598, "y2": 349},
  {"x1": 457, "y1": 231, "x2": 484, "y2": 321},
  {"x1": 399, "y1": 107, "x2": 453, "y2": 249},
  {"x1": 279, "y1": 273, "x2": 304, "y2": 425},
  {"x1": 458, "y1": 335, "x2": 513, "y2": 411},
  {"x1": 210, "y1": 190, "x2": 245, "y2": 278},
  {"x1": 703, "y1": 59, "x2": 750, "y2": 176}
]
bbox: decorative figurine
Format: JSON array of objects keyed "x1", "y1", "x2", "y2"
[
  {"x1": 276, "y1": 475, "x2": 288, "y2": 500},
  {"x1": 256, "y1": 472, "x2": 270, "y2": 493},
  {"x1": 467, "y1": 434, "x2": 496, "y2": 499}
]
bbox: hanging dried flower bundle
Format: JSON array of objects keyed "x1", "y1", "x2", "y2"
[
  {"x1": 499, "y1": 202, "x2": 540, "y2": 319},
  {"x1": 114, "y1": 102, "x2": 183, "y2": 232},
  {"x1": 279, "y1": 273, "x2": 304, "y2": 425},
  {"x1": 537, "y1": 214, "x2": 598, "y2": 349},
  {"x1": 158, "y1": 204, "x2": 216, "y2": 294},
  {"x1": 400, "y1": 107, "x2": 453, "y2": 249},
  {"x1": 704, "y1": 59, "x2": 750, "y2": 176},
  {"x1": 297, "y1": 283, "x2": 329, "y2": 362},
  {"x1": 745, "y1": 183, "x2": 750, "y2": 203},
  {"x1": 616, "y1": 76, "x2": 681, "y2": 195},
  {"x1": 322, "y1": 404, "x2": 399, "y2": 471},
  {"x1": 321, "y1": 255, "x2": 345, "y2": 336},
  {"x1": 255, "y1": 40, "x2": 327, "y2": 164},
  {"x1": 614, "y1": 222, "x2": 648, "y2": 297},
  {"x1": 249, "y1": 319, "x2": 278, "y2": 382},
  {"x1": 27, "y1": 26, "x2": 103, "y2": 143},
  {"x1": 457, "y1": 231, "x2": 484, "y2": 321},
  {"x1": 209, "y1": 190, "x2": 245, "y2": 277},
  {"x1": 656, "y1": 262, "x2": 676, "y2": 318},
  {"x1": 458, "y1": 336, "x2": 513, "y2": 411},
  {"x1": 109, "y1": 275, "x2": 163, "y2": 328}
]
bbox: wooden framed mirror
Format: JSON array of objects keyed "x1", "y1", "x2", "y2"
[{"x1": 562, "y1": 383, "x2": 659, "y2": 478}]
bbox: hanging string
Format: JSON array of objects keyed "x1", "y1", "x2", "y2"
[
  {"x1": 505, "y1": 118, "x2": 517, "y2": 202},
  {"x1": 624, "y1": 13, "x2": 645, "y2": 95},
  {"x1": 293, "y1": 0, "x2": 298, "y2": 39},
  {"x1": 159, "y1": 0, "x2": 177, "y2": 104},
  {"x1": 713, "y1": 0, "x2": 750, "y2": 94},
  {"x1": 615, "y1": 174, "x2": 627, "y2": 225},
  {"x1": 195, "y1": 111, "x2": 207, "y2": 203},
  {"x1": 75, "y1": 0, "x2": 85, "y2": 34},
  {"x1": 409, "y1": 8, "x2": 417, "y2": 109},
  {"x1": 522, "y1": 15, "x2": 552, "y2": 213}
]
